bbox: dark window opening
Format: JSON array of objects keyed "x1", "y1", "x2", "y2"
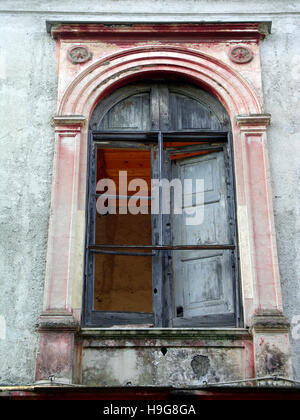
[
  {"x1": 94, "y1": 147, "x2": 152, "y2": 313},
  {"x1": 83, "y1": 82, "x2": 241, "y2": 328}
]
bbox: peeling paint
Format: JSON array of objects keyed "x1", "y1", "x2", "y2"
[
  {"x1": 82, "y1": 343, "x2": 250, "y2": 387},
  {"x1": 264, "y1": 344, "x2": 287, "y2": 375},
  {"x1": 191, "y1": 355, "x2": 210, "y2": 377}
]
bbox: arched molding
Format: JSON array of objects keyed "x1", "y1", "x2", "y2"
[{"x1": 58, "y1": 46, "x2": 262, "y2": 121}]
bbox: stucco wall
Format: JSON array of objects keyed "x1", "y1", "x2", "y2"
[{"x1": 0, "y1": 0, "x2": 300, "y2": 384}]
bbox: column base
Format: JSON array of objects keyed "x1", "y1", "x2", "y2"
[
  {"x1": 251, "y1": 310, "x2": 293, "y2": 380},
  {"x1": 37, "y1": 310, "x2": 79, "y2": 332},
  {"x1": 35, "y1": 311, "x2": 79, "y2": 383}
]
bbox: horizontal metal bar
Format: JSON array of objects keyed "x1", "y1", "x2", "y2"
[
  {"x1": 94, "y1": 194, "x2": 151, "y2": 200},
  {"x1": 89, "y1": 244, "x2": 235, "y2": 250},
  {"x1": 164, "y1": 131, "x2": 227, "y2": 136},
  {"x1": 94, "y1": 141, "x2": 151, "y2": 150},
  {"x1": 92, "y1": 130, "x2": 228, "y2": 142},
  {"x1": 162, "y1": 136, "x2": 227, "y2": 142},
  {"x1": 168, "y1": 145, "x2": 224, "y2": 154},
  {"x1": 163, "y1": 132, "x2": 227, "y2": 139},
  {"x1": 91, "y1": 250, "x2": 156, "y2": 256},
  {"x1": 93, "y1": 135, "x2": 227, "y2": 143},
  {"x1": 93, "y1": 133, "x2": 157, "y2": 142},
  {"x1": 92, "y1": 130, "x2": 228, "y2": 135}
]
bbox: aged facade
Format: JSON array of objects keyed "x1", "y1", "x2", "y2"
[{"x1": 0, "y1": 1, "x2": 300, "y2": 396}]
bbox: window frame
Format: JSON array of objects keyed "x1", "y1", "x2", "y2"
[{"x1": 82, "y1": 130, "x2": 241, "y2": 328}]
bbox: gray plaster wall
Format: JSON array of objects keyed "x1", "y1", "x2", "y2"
[{"x1": 0, "y1": 0, "x2": 300, "y2": 385}]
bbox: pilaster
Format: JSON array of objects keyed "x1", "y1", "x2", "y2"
[
  {"x1": 236, "y1": 114, "x2": 292, "y2": 379},
  {"x1": 36, "y1": 115, "x2": 86, "y2": 383}
]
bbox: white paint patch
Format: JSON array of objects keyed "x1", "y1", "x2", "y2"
[
  {"x1": 291, "y1": 55, "x2": 300, "y2": 81},
  {"x1": 72, "y1": 210, "x2": 85, "y2": 308},
  {"x1": 0, "y1": 316, "x2": 6, "y2": 340},
  {"x1": 108, "y1": 350, "x2": 138, "y2": 385},
  {"x1": 0, "y1": 54, "x2": 6, "y2": 80},
  {"x1": 237, "y1": 205, "x2": 254, "y2": 300}
]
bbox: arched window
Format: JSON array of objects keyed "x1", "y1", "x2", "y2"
[{"x1": 83, "y1": 82, "x2": 240, "y2": 328}]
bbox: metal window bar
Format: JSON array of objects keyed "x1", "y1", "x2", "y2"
[
  {"x1": 94, "y1": 194, "x2": 151, "y2": 200},
  {"x1": 84, "y1": 129, "x2": 239, "y2": 327},
  {"x1": 227, "y1": 131, "x2": 242, "y2": 328},
  {"x1": 93, "y1": 250, "x2": 157, "y2": 257},
  {"x1": 90, "y1": 130, "x2": 235, "y2": 256},
  {"x1": 92, "y1": 131, "x2": 228, "y2": 142},
  {"x1": 89, "y1": 245, "x2": 235, "y2": 251}
]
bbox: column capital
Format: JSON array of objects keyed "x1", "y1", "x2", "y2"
[
  {"x1": 236, "y1": 113, "x2": 271, "y2": 130},
  {"x1": 37, "y1": 310, "x2": 80, "y2": 333},
  {"x1": 251, "y1": 310, "x2": 290, "y2": 334},
  {"x1": 52, "y1": 115, "x2": 87, "y2": 127}
]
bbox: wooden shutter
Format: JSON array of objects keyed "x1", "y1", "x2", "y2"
[{"x1": 171, "y1": 150, "x2": 236, "y2": 327}]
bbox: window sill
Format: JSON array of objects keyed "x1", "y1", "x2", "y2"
[{"x1": 79, "y1": 327, "x2": 251, "y2": 341}]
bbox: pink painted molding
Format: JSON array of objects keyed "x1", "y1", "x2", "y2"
[
  {"x1": 57, "y1": 46, "x2": 263, "y2": 118},
  {"x1": 35, "y1": 22, "x2": 292, "y2": 382},
  {"x1": 236, "y1": 114, "x2": 282, "y2": 314},
  {"x1": 35, "y1": 331, "x2": 75, "y2": 383},
  {"x1": 47, "y1": 21, "x2": 271, "y2": 42},
  {"x1": 41, "y1": 119, "x2": 86, "y2": 317}
]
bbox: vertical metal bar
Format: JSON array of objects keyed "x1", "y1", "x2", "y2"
[
  {"x1": 163, "y1": 145, "x2": 173, "y2": 327},
  {"x1": 82, "y1": 131, "x2": 93, "y2": 326},
  {"x1": 158, "y1": 131, "x2": 163, "y2": 245},
  {"x1": 227, "y1": 132, "x2": 242, "y2": 328},
  {"x1": 151, "y1": 131, "x2": 164, "y2": 327},
  {"x1": 85, "y1": 132, "x2": 97, "y2": 326}
]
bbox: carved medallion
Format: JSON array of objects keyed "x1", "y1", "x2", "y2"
[
  {"x1": 67, "y1": 45, "x2": 92, "y2": 64},
  {"x1": 229, "y1": 46, "x2": 254, "y2": 64}
]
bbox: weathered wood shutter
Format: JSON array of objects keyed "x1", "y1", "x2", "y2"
[
  {"x1": 170, "y1": 151, "x2": 236, "y2": 327},
  {"x1": 98, "y1": 92, "x2": 151, "y2": 131}
]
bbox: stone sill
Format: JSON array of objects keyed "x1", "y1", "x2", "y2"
[{"x1": 79, "y1": 327, "x2": 251, "y2": 341}]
